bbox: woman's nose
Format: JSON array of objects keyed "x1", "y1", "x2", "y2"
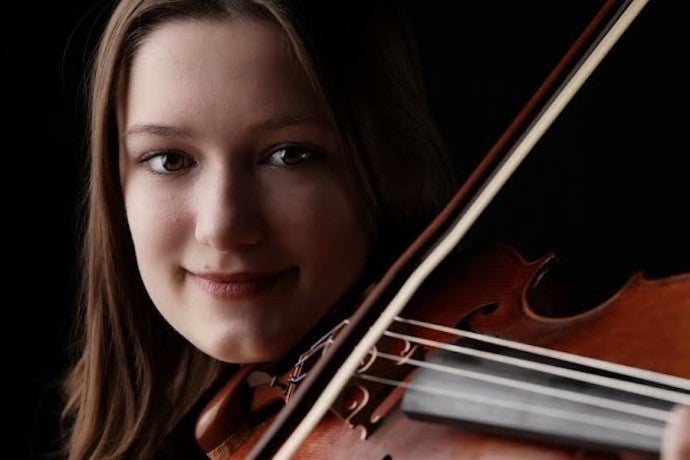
[{"x1": 193, "y1": 168, "x2": 263, "y2": 250}]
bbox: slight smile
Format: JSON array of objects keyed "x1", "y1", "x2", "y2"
[{"x1": 188, "y1": 269, "x2": 296, "y2": 299}]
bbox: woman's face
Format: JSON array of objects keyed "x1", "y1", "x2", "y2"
[{"x1": 119, "y1": 18, "x2": 371, "y2": 363}]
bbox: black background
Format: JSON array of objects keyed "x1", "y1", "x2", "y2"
[{"x1": 8, "y1": 1, "x2": 687, "y2": 458}]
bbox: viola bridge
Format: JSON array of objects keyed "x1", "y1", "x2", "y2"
[{"x1": 329, "y1": 322, "x2": 425, "y2": 439}]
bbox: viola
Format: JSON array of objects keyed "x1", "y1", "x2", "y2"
[
  {"x1": 193, "y1": 0, "x2": 690, "y2": 458},
  {"x1": 196, "y1": 245, "x2": 689, "y2": 459}
]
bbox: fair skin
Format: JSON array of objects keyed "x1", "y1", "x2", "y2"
[
  {"x1": 662, "y1": 405, "x2": 690, "y2": 460},
  {"x1": 119, "y1": 18, "x2": 370, "y2": 364}
]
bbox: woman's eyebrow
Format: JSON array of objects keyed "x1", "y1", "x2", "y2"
[
  {"x1": 124, "y1": 114, "x2": 329, "y2": 138},
  {"x1": 124, "y1": 123, "x2": 191, "y2": 139}
]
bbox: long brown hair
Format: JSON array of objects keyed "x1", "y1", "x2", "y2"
[{"x1": 62, "y1": 0, "x2": 456, "y2": 458}]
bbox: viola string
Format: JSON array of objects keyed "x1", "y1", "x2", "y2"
[
  {"x1": 345, "y1": 317, "x2": 689, "y2": 443},
  {"x1": 395, "y1": 316, "x2": 690, "y2": 392},
  {"x1": 356, "y1": 372, "x2": 666, "y2": 440},
  {"x1": 382, "y1": 327, "x2": 690, "y2": 406},
  {"x1": 382, "y1": 330, "x2": 690, "y2": 408},
  {"x1": 367, "y1": 350, "x2": 669, "y2": 421}
]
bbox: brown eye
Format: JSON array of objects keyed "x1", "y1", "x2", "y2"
[
  {"x1": 266, "y1": 145, "x2": 318, "y2": 167},
  {"x1": 144, "y1": 151, "x2": 195, "y2": 174}
]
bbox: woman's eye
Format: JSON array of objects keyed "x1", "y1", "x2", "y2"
[
  {"x1": 142, "y1": 151, "x2": 194, "y2": 174},
  {"x1": 266, "y1": 145, "x2": 319, "y2": 167}
]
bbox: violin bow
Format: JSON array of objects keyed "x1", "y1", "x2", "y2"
[{"x1": 248, "y1": 1, "x2": 649, "y2": 458}]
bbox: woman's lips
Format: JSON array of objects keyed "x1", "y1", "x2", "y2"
[{"x1": 188, "y1": 269, "x2": 295, "y2": 299}]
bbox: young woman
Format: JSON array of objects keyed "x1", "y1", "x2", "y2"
[
  {"x1": 60, "y1": 0, "x2": 688, "y2": 458},
  {"x1": 61, "y1": 0, "x2": 455, "y2": 457}
]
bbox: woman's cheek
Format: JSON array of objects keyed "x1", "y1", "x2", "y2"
[{"x1": 125, "y1": 180, "x2": 189, "y2": 270}]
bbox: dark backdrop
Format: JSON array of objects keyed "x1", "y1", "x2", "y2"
[
  {"x1": 10, "y1": 1, "x2": 687, "y2": 459},
  {"x1": 411, "y1": 0, "x2": 689, "y2": 306}
]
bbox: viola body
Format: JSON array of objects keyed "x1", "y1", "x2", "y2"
[{"x1": 196, "y1": 245, "x2": 690, "y2": 459}]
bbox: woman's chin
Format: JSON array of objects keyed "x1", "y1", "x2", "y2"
[{"x1": 200, "y1": 333, "x2": 299, "y2": 365}]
